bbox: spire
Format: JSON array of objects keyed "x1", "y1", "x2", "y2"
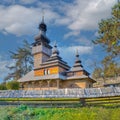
[
  {"x1": 42, "y1": 9, "x2": 44, "y2": 23},
  {"x1": 75, "y1": 49, "x2": 81, "y2": 64},
  {"x1": 76, "y1": 49, "x2": 79, "y2": 57},
  {"x1": 39, "y1": 9, "x2": 47, "y2": 32}
]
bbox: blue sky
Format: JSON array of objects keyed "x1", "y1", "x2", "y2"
[{"x1": 0, "y1": 0, "x2": 117, "y2": 82}]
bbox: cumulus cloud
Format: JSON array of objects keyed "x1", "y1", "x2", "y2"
[
  {"x1": 75, "y1": 37, "x2": 93, "y2": 46},
  {"x1": 60, "y1": 45, "x2": 93, "y2": 55},
  {"x1": 0, "y1": 4, "x2": 59, "y2": 36},
  {"x1": 0, "y1": 0, "x2": 116, "y2": 37},
  {"x1": 56, "y1": 0, "x2": 116, "y2": 38},
  {"x1": 64, "y1": 31, "x2": 80, "y2": 39}
]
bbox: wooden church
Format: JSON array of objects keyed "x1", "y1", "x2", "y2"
[{"x1": 18, "y1": 17, "x2": 96, "y2": 90}]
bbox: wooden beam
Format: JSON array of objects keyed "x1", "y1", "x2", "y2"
[{"x1": 57, "y1": 80, "x2": 60, "y2": 89}]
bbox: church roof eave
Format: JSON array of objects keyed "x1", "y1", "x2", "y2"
[{"x1": 18, "y1": 71, "x2": 67, "y2": 82}]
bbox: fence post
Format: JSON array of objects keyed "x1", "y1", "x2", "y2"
[
  {"x1": 65, "y1": 88, "x2": 67, "y2": 95},
  {"x1": 80, "y1": 98, "x2": 86, "y2": 106}
]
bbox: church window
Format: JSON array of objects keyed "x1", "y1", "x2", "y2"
[
  {"x1": 44, "y1": 69, "x2": 47, "y2": 75},
  {"x1": 48, "y1": 70, "x2": 50, "y2": 74},
  {"x1": 44, "y1": 69, "x2": 50, "y2": 75}
]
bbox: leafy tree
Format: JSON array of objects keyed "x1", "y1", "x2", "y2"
[
  {"x1": 6, "y1": 81, "x2": 19, "y2": 90},
  {"x1": 102, "y1": 57, "x2": 120, "y2": 78},
  {"x1": 92, "y1": 58, "x2": 120, "y2": 79},
  {"x1": 92, "y1": 2, "x2": 120, "y2": 79},
  {"x1": 93, "y1": 3, "x2": 120, "y2": 58},
  {"x1": 4, "y1": 40, "x2": 33, "y2": 81},
  {"x1": 92, "y1": 67, "x2": 103, "y2": 79}
]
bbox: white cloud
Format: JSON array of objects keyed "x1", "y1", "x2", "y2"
[
  {"x1": 67, "y1": 0, "x2": 115, "y2": 30},
  {"x1": 75, "y1": 37, "x2": 93, "y2": 46},
  {"x1": 56, "y1": 0, "x2": 116, "y2": 38},
  {"x1": 64, "y1": 31, "x2": 80, "y2": 39},
  {"x1": 60, "y1": 45, "x2": 93, "y2": 55},
  {"x1": 0, "y1": 0, "x2": 117, "y2": 37},
  {"x1": 0, "y1": 4, "x2": 59, "y2": 36}
]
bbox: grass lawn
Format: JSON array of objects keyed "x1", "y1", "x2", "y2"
[{"x1": 0, "y1": 105, "x2": 120, "y2": 120}]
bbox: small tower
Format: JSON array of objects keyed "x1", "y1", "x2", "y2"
[
  {"x1": 32, "y1": 16, "x2": 52, "y2": 69},
  {"x1": 71, "y1": 50, "x2": 83, "y2": 71},
  {"x1": 71, "y1": 50, "x2": 89, "y2": 76}
]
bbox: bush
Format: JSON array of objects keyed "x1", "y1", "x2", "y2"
[
  {"x1": 0, "y1": 83, "x2": 7, "y2": 90},
  {"x1": 6, "y1": 81, "x2": 19, "y2": 90}
]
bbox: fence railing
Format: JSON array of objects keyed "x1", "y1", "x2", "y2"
[{"x1": 0, "y1": 87, "x2": 120, "y2": 98}]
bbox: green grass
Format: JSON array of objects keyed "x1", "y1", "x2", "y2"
[{"x1": 0, "y1": 105, "x2": 120, "y2": 120}]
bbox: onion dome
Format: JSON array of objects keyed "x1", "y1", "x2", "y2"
[
  {"x1": 34, "y1": 16, "x2": 50, "y2": 44},
  {"x1": 39, "y1": 16, "x2": 47, "y2": 32}
]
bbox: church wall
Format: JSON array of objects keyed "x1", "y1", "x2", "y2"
[
  {"x1": 34, "y1": 69, "x2": 44, "y2": 76},
  {"x1": 34, "y1": 53, "x2": 50, "y2": 70},
  {"x1": 34, "y1": 53, "x2": 42, "y2": 69},
  {"x1": 42, "y1": 53, "x2": 50, "y2": 63},
  {"x1": 59, "y1": 67, "x2": 68, "y2": 73},
  {"x1": 67, "y1": 71, "x2": 84, "y2": 77},
  {"x1": 60, "y1": 80, "x2": 86, "y2": 88},
  {"x1": 20, "y1": 79, "x2": 93, "y2": 90},
  {"x1": 60, "y1": 79, "x2": 93, "y2": 89},
  {"x1": 21, "y1": 80, "x2": 59, "y2": 90},
  {"x1": 75, "y1": 71, "x2": 84, "y2": 76},
  {"x1": 34, "y1": 67, "x2": 59, "y2": 76},
  {"x1": 49, "y1": 67, "x2": 59, "y2": 74}
]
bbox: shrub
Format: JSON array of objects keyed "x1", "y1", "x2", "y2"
[
  {"x1": 6, "y1": 81, "x2": 19, "y2": 90},
  {"x1": 0, "y1": 83, "x2": 7, "y2": 90}
]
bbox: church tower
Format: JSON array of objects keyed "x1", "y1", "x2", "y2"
[{"x1": 32, "y1": 17, "x2": 52, "y2": 69}]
